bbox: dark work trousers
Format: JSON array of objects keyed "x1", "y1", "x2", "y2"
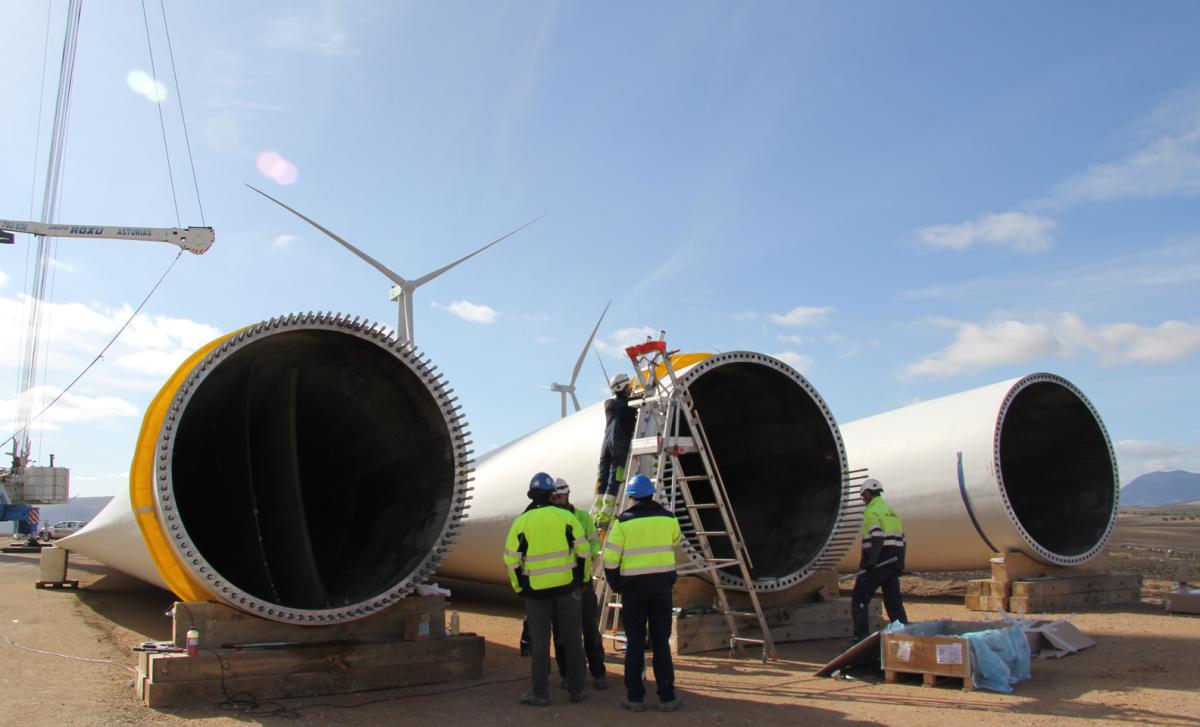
[
  {"x1": 620, "y1": 585, "x2": 675, "y2": 704},
  {"x1": 596, "y1": 449, "x2": 626, "y2": 497},
  {"x1": 555, "y1": 581, "x2": 606, "y2": 678},
  {"x1": 525, "y1": 590, "x2": 586, "y2": 699},
  {"x1": 851, "y1": 566, "x2": 908, "y2": 640}
]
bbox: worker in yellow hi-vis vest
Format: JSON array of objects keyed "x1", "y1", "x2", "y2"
[
  {"x1": 851, "y1": 478, "x2": 909, "y2": 643},
  {"x1": 503, "y1": 472, "x2": 590, "y2": 707},
  {"x1": 603, "y1": 474, "x2": 682, "y2": 713}
]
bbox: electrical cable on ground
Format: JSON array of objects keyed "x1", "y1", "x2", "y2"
[{"x1": 0, "y1": 628, "x2": 136, "y2": 674}]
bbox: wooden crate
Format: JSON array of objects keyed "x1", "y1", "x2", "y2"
[
  {"x1": 137, "y1": 597, "x2": 482, "y2": 708},
  {"x1": 881, "y1": 623, "x2": 977, "y2": 691}
]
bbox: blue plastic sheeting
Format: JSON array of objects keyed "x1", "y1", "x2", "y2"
[
  {"x1": 883, "y1": 620, "x2": 1032, "y2": 693},
  {"x1": 962, "y1": 625, "x2": 1031, "y2": 693}
]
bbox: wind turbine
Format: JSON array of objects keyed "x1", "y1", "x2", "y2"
[
  {"x1": 549, "y1": 302, "x2": 610, "y2": 418},
  {"x1": 247, "y1": 184, "x2": 539, "y2": 345}
]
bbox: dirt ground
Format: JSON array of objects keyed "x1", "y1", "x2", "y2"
[{"x1": 1, "y1": 548, "x2": 1198, "y2": 727}]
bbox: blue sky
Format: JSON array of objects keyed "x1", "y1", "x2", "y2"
[{"x1": 2, "y1": 1, "x2": 1199, "y2": 497}]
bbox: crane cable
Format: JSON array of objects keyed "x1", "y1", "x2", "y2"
[
  {"x1": 14, "y1": 0, "x2": 82, "y2": 467},
  {"x1": 6, "y1": 2, "x2": 205, "y2": 458}
]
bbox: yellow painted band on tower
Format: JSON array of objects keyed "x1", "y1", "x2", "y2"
[{"x1": 128, "y1": 328, "x2": 245, "y2": 600}]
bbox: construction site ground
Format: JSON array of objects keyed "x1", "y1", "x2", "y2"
[{"x1": 1, "y1": 536, "x2": 1197, "y2": 726}]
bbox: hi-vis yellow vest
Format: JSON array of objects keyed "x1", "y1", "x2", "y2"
[
  {"x1": 503, "y1": 505, "x2": 589, "y2": 593},
  {"x1": 861, "y1": 496, "x2": 905, "y2": 549},
  {"x1": 603, "y1": 512, "x2": 681, "y2": 577}
]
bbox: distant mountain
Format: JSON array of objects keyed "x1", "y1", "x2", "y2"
[
  {"x1": 1121, "y1": 470, "x2": 1200, "y2": 506},
  {"x1": 29, "y1": 496, "x2": 113, "y2": 527}
]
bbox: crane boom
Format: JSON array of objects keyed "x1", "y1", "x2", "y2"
[{"x1": 0, "y1": 218, "x2": 213, "y2": 254}]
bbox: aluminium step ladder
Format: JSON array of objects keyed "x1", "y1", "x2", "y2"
[{"x1": 592, "y1": 334, "x2": 778, "y2": 661}]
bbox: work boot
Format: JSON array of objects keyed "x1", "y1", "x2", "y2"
[
  {"x1": 519, "y1": 692, "x2": 550, "y2": 707},
  {"x1": 659, "y1": 697, "x2": 683, "y2": 713},
  {"x1": 593, "y1": 675, "x2": 608, "y2": 690},
  {"x1": 560, "y1": 675, "x2": 570, "y2": 690},
  {"x1": 570, "y1": 692, "x2": 586, "y2": 703},
  {"x1": 621, "y1": 698, "x2": 644, "y2": 712}
]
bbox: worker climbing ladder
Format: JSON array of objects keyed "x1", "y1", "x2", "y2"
[{"x1": 592, "y1": 334, "x2": 778, "y2": 661}]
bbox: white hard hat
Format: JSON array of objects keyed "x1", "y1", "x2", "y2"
[
  {"x1": 609, "y1": 373, "x2": 631, "y2": 393},
  {"x1": 861, "y1": 478, "x2": 883, "y2": 494},
  {"x1": 553, "y1": 477, "x2": 571, "y2": 495}
]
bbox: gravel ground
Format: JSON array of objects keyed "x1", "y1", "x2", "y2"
[{"x1": 1, "y1": 548, "x2": 1198, "y2": 726}]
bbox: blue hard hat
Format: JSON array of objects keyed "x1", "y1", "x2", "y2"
[
  {"x1": 529, "y1": 472, "x2": 555, "y2": 491},
  {"x1": 626, "y1": 474, "x2": 655, "y2": 499}
]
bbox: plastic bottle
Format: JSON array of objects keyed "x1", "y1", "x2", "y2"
[
  {"x1": 417, "y1": 613, "x2": 430, "y2": 640},
  {"x1": 449, "y1": 610, "x2": 460, "y2": 635},
  {"x1": 185, "y1": 628, "x2": 199, "y2": 657}
]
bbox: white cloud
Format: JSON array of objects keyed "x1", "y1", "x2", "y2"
[
  {"x1": 903, "y1": 313, "x2": 1200, "y2": 377},
  {"x1": 260, "y1": 4, "x2": 359, "y2": 56},
  {"x1": 777, "y1": 334, "x2": 804, "y2": 344},
  {"x1": 0, "y1": 293, "x2": 220, "y2": 380},
  {"x1": 1050, "y1": 121, "x2": 1200, "y2": 204},
  {"x1": 1116, "y1": 439, "x2": 1200, "y2": 485},
  {"x1": 595, "y1": 326, "x2": 658, "y2": 357},
  {"x1": 433, "y1": 299, "x2": 498, "y2": 324},
  {"x1": 1, "y1": 386, "x2": 138, "y2": 430},
  {"x1": 125, "y1": 70, "x2": 169, "y2": 103},
  {"x1": 271, "y1": 234, "x2": 296, "y2": 251},
  {"x1": 903, "y1": 319, "x2": 1063, "y2": 378},
  {"x1": 917, "y1": 212, "x2": 1055, "y2": 253},
  {"x1": 770, "y1": 351, "x2": 813, "y2": 373},
  {"x1": 770, "y1": 306, "x2": 833, "y2": 326}
]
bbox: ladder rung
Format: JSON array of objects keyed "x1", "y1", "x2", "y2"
[
  {"x1": 676, "y1": 474, "x2": 709, "y2": 482},
  {"x1": 605, "y1": 603, "x2": 623, "y2": 609},
  {"x1": 695, "y1": 531, "x2": 730, "y2": 537},
  {"x1": 718, "y1": 584, "x2": 751, "y2": 592},
  {"x1": 704, "y1": 558, "x2": 740, "y2": 565},
  {"x1": 731, "y1": 636, "x2": 766, "y2": 644},
  {"x1": 686, "y1": 503, "x2": 720, "y2": 509},
  {"x1": 725, "y1": 610, "x2": 763, "y2": 618}
]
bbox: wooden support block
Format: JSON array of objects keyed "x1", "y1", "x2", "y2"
[
  {"x1": 1009, "y1": 588, "x2": 1140, "y2": 614},
  {"x1": 884, "y1": 670, "x2": 898, "y2": 684},
  {"x1": 670, "y1": 598, "x2": 880, "y2": 655},
  {"x1": 991, "y1": 551, "x2": 1057, "y2": 582},
  {"x1": 991, "y1": 550, "x2": 1114, "y2": 583},
  {"x1": 170, "y1": 596, "x2": 446, "y2": 649},
  {"x1": 672, "y1": 576, "x2": 716, "y2": 609},
  {"x1": 141, "y1": 650, "x2": 483, "y2": 708},
  {"x1": 147, "y1": 635, "x2": 484, "y2": 683},
  {"x1": 1010, "y1": 574, "x2": 1141, "y2": 599}
]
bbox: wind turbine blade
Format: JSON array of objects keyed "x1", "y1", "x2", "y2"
[
  {"x1": 245, "y1": 184, "x2": 408, "y2": 287},
  {"x1": 569, "y1": 300, "x2": 610, "y2": 386},
  {"x1": 410, "y1": 215, "x2": 544, "y2": 288},
  {"x1": 560, "y1": 392, "x2": 567, "y2": 419},
  {"x1": 570, "y1": 391, "x2": 581, "y2": 412},
  {"x1": 594, "y1": 350, "x2": 612, "y2": 388}
]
